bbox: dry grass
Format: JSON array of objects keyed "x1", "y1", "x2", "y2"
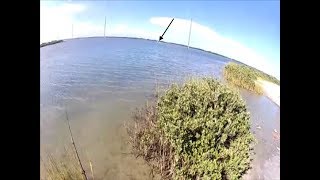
[
  {"x1": 41, "y1": 146, "x2": 85, "y2": 180},
  {"x1": 41, "y1": 110, "x2": 91, "y2": 180},
  {"x1": 126, "y1": 100, "x2": 175, "y2": 179}
]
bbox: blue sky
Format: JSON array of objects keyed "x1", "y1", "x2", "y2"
[{"x1": 41, "y1": 1, "x2": 280, "y2": 79}]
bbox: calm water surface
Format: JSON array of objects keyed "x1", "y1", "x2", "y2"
[{"x1": 40, "y1": 37, "x2": 279, "y2": 180}]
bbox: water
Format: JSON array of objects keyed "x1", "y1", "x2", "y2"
[{"x1": 40, "y1": 37, "x2": 279, "y2": 180}]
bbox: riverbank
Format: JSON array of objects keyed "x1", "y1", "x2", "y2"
[
  {"x1": 223, "y1": 62, "x2": 280, "y2": 97},
  {"x1": 256, "y1": 78, "x2": 280, "y2": 106}
]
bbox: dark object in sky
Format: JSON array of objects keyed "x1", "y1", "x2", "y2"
[{"x1": 159, "y1": 18, "x2": 174, "y2": 41}]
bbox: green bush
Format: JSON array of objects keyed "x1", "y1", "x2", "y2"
[
  {"x1": 223, "y1": 62, "x2": 280, "y2": 95},
  {"x1": 128, "y1": 78, "x2": 254, "y2": 180},
  {"x1": 223, "y1": 63, "x2": 262, "y2": 94}
]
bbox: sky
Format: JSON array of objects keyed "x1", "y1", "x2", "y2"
[{"x1": 40, "y1": 1, "x2": 280, "y2": 79}]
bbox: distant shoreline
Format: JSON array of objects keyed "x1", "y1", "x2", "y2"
[
  {"x1": 41, "y1": 36, "x2": 277, "y2": 80},
  {"x1": 46, "y1": 36, "x2": 234, "y2": 59},
  {"x1": 40, "y1": 40, "x2": 64, "y2": 48}
]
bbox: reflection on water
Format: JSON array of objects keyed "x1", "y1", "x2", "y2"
[{"x1": 41, "y1": 37, "x2": 279, "y2": 179}]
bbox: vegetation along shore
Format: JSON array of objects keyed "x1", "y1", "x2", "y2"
[
  {"x1": 40, "y1": 40, "x2": 64, "y2": 48},
  {"x1": 127, "y1": 77, "x2": 255, "y2": 180},
  {"x1": 223, "y1": 62, "x2": 280, "y2": 96}
]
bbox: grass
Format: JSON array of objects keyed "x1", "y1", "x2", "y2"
[
  {"x1": 223, "y1": 62, "x2": 280, "y2": 94},
  {"x1": 127, "y1": 77, "x2": 255, "y2": 180},
  {"x1": 41, "y1": 146, "x2": 86, "y2": 180},
  {"x1": 41, "y1": 111, "x2": 91, "y2": 180}
]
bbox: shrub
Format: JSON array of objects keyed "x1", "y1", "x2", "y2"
[
  {"x1": 127, "y1": 78, "x2": 254, "y2": 180},
  {"x1": 223, "y1": 62, "x2": 279, "y2": 94},
  {"x1": 224, "y1": 63, "x2": 263, "y2": 94}
]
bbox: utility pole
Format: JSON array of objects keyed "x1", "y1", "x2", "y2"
[
  {"x1": 72, "y1": 24, "x2": 74, "y2": 38},
  {"x1": 104, "y1": 16, "x2": 106, "y2": 37},
  {"x1": 188, "y1": 18, "x2": 192, "y2": 49}
]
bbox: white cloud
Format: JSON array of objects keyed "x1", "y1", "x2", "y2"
[
  {"x1": 40, "y1": 3, "x2": 159, "y2": 41},
  {"x1": 40, "y1": 3, "x2": 87, "y2": 42},
  {"x1": 40, "y1": 4, "x2": 279, "y2": 79}
]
